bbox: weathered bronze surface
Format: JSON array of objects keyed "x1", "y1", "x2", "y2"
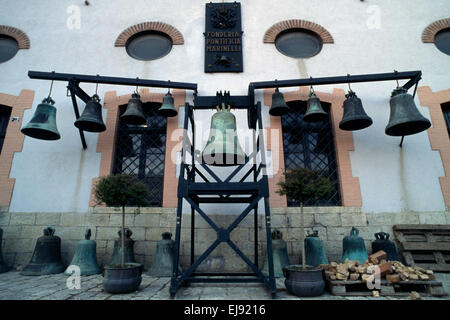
[
  {"x1": 339, "y1": 90, "x2": 373, "y2": 131},
  {"x1": 108, "y1": 228, "x2": 136, "y2": 266},
  {"x1": 269, "y1": 88, "x2": 290, "y2": 116},
  {"x1": 262, "y1": 230, "x2": 290, "y2": 278},
  {"x1": 305, "y1": 230, "x2": 328, "y2": 266},
  {"x1": 21, "y1": 97, "x2": 61, "y2": 140},
  {"x1": 303, "y1": 91, "x2": 328, "y2": 123},
  {"x1": 372, "y1": 232, "x2": 399, "y2": 261},
  {"x1": 148, "y1": 232, "x2": 182, "y2": 277},
  {"x1": 157, "y1": 92, "x2": 178, "y2": 117},
  {"x1": 65, "y1": 229, "x2": 102, "y2": 276},
  {"x1": 341, "y1": 227, "x2": 368, "y2": 264},
  {"x1": 74, "y1": 94, "x2": 106, "y2": 132},
  {"x1": 121, "y1": 93, "x2": 146, "y2": 125}
]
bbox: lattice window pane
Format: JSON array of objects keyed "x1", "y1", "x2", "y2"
[
  {"x1": 113, "y1": 102, "x2": 167, "y2": 206},
  {"x1": 281, "y1": 101, "x2": 341, "y2": 206}
]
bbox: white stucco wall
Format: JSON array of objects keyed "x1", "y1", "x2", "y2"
[{"x1": 0, "y1": 0, "x2": 449, "y2": 213}]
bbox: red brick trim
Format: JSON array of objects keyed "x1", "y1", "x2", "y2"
[
  {"x1": 263, "y1": 19, "x2": 334, "y2": 44},
  {"x1": 422, "y1": 18, "x2": 450, "y2": 43},
  {"x1": 0, "y1": 25, "x2": 30, "y2": 49},
  {"x1": 417, "y1": 86, "x2": 450, "y2": 208},
  {"x1": 0, "y1": 90, "x2": 35, "y2": 207},
  {"x1": 115, "y1": 22, "x2": 184, "y2": 46}
]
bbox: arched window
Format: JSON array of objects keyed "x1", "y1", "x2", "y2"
[{"x1": 281, "y1": 100, "x2": 341, "y2": 206}]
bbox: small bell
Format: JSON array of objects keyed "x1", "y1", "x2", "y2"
[
  {"x1": 148, "y1": 232, "x2": 182, "y2": 277},
  {"x1": 262, "y1": 229, "x2": 290, "y2": 278},
  {"x1": 342, "y1": 227, "x2": 368, "y2": 264},
  {"x1": 65, "y1": 229, "x2": 102, "y2": 276},
  {"x1": 0, "y1": 228, "x2": 10, "y2": 273},
  {"x1": 269, "y1": 88, "x2": 290, "y2": 116},
  {"x1": 339, "y1": 90, "x2": 373, "y2": 131},
  {"x1": 74, "y1": 94, "x2": 106, "y2": 132},
  {"x1": 371, "y1": 232, "x2": 399, "y2": 261},
  {"x1": 108, "y1": 228, "x2": 136, "y2": 266},
  {"x1": 21, "y1": 226, "x2": 65, "y2": 276},
  {"x1": 305, "y1": 230, "x2": 328, "y2": 267},
  {"x1": 21, "y1": 97, "x2": 61, "y2": 140},
  {"x1": 304, "y1": 91, "x2": 328, "y2": 123},
  {"x1": 121, "y1": 93, "x2": 146, "y2": 125},
  {"x1": 157, "y1": 92, "x2": 178, "y2": 117}
]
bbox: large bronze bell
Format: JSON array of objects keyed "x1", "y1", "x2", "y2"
[
  {"x1": 304, "y1": 91, "x2": 328, "y2": 123},
  {"x1": 341, "y1": 227, "x2": 368, "y2": 264},
  {"x1": 202, "y1": 103, "x2": 246, "y2": 166},
  {"x1": 108, "y1": 228, "x2": 136, "y2": 266},
  {"x1": 157, "y1": 92, "x2": 178, "y2": 117},
  {"x1": 65, "y1": 229, "x2": 101, "y2": 276},
  {"x1": 21, "y1": 226, "x2": 65, "y2": 276},
  {"x1": 148, "y1": 232, "x2": 182, "y2": 277},
  {"x1": 371, "y1": 232, "x2": 399, "y2": 261},
  {"x1": 21, "y1": 97, "x2": 61, "y2": 140},
  {"x1": 74, "y1": 94, "x2": 106, "y2": 132},
  {"x1": 385, "y1": 87, "x2": 431, "y2": 136},
  {"x1": 0, "y1": 228, "x2": 10, "y2": 273},
  {"x1": 305, "y1": 230, "x2": 328, "y2": 266},
  {"x1": 262, "y1": 229, "x2": 290, "y2": 278},
  {"x1": 269, "y1": 88, "x2": 290, "y2": 116},
  {"x1": 121, "y1": 93, "x2": 146, "y2": 125},
  {"x1": 339, "y1": 90, "x2": 373, "y2": 131}
]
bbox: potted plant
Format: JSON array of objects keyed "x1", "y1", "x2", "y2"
[
  {"x1": 94, "y1": 173, "x2": 149, "y2": 294},
  {"x1": 276, "y1": 167, "x2": 333, "y2": 297}
]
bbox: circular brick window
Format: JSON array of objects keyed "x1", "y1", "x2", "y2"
[
  {"x1": 434, "y1": 28, "x2": 450, "y2": 55},
  {"x1": 275, "y1": 29, "x2": 323, "y2": 58},
  {"x1": 125, "y1": 31, "x2": 173, "y2": 61},
  {"x1": 0, "y1": 35, "x2": 19, "y2": 63}
]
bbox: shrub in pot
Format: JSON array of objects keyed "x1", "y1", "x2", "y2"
[
  {"x1": 277, "y1": 167, "x2": 333, "y2": 297},
  {"x1": 94, "y1": 174, "x2": 149, "y2": 294}
]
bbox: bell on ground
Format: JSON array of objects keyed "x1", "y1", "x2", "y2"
[
  {"x1": 304, "y1": 91, "x2": 328, "y2": 123},
  {"x1": 269, "y1": 88, "x2": 290, "y2": 116},
  {"x1": 157, "y1": 92, "x2": 178, "y2": 117},
  {"x1": 65, "y1": 229, "x2": 101, "y2": 276},
  {"x1": 74, "y1": 94, "x2": 106, "y2": 132},
  {"x1": 342, "y1": 227, "x2": 368, "y2": 264},
  {"x1": 339, "y1": 90, "x2": 373, "y2": 131},
  {"x1": 21, "y1": 226, "x2": 65, "y2": 276},
  {"x1": 305, "y1": 230, "x2": 328, "y2": 266},
  {"x1": 262, "y1": 230, "x2": 290, "y2": 278},
  {"x1": 21, "y1": 97, "x2": 61, "y2": 140},
  {"x1": 385, "y1": 87, "x2": 431, "y2": 136},
  {"x1": 120, "y1": 93, "x2": 146, "y2": 125},
  {"x1": 108, "y1": 228, "x2": 136, "y2": 266},
  {"x1": 371, "y1": 232, "x2": 399, "y2": 261},
  {"x1": 202, "y1": 104, "x2": 246, "y2": 166},
  {"x1": 0, "y1": 228, "x2": 10, "y2": 273},
  {"x1": 148, "y1": 232, "x2": 182, "y2": 277}
]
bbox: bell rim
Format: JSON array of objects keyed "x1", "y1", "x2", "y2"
[
  {"x1": 157, "y1": 108, "x2": 178, "y2": 117},
  {"x1": 303, "y1": 112, "x2": 328, "y2": 123},
  {"x1": 120, "y1": 114, "x2": 147, "y2": 125},
  {"x1": 269, "y1": 105, "x2": 290, "y2": 116},
  {"x1": 21, "y1": 127, "x2": 61, "y2": 140},
  {"x1": 339, "y1": 117, "x2": 373, "y2": 131},
  {"x1": 74, "y1": 120, "x2": 106, "y2": 132},
  {"x1": 385, "y1": 120, "x2": 431, "y2": 136}
]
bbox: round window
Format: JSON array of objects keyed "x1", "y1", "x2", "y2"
[
  {"x1": 0, "y1": 35, "x2": 19, "y2": 63},
  {"x1": 434, "y1": 28, "x2": 450, "y2": 55},
  {"x1": 125, "y1": 31, "x2": 173, "y2": 61},
  {"x1": 275, "y1": 29, "x2": 323, "y2": 58}
]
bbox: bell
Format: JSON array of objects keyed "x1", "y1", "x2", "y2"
[
  {"x1": 0, "y1": 228, "x2": 10, "y2": 273},
  {"x1": 339, "y1": 90, "x2": 373, "y2": 131},
  {"x1": 262, "y1": 229, "x2": 290, "y2": 278},
  {"x1": 21, "y1": 97, "x2": 61, "y2": 140},
  {"x1": 21, "y1": 226, "x2": 65, "y2": 276},
  {"x1": 371, "y1": 232, "x2": 399, "y2": 261},
  {"x1": 342, "y1": 227, "x2": 368, "y2": 264},
  {"x1": 148, "y1": 232, "x2": 182, "y2": 277},
  {"x1": 304, "y1": 230, "x2": 328, "y2": 266},
  {"x1": 202, "y1": 104, "x2": 246, "y2": 166},
  {"x1": 74, "y1": 94, "x2": 106, "y2": 132},
  {"x1": 304, "y1": 91, "x2": 328, "y2": 123},
  {"x1": 385, "y1": 87, "x2": 431, "y2": 136},
  {"x1": 65, "y1": 229, "x2": 101, "y2": 276},
  {"x1": 120, "y1": 93, "x2": 146, "y2": 125},
  {"x1": 269, "y1": 88, "x2": 290, "y2": 116},
  {"x1": 157, "y1": 92, "x2": 178, "y2": 117},
  {"x1": 108, "y1": 228, "x2": 136, "y2": 266}
]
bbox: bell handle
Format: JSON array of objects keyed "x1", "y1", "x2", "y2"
[
  {"x1": 350, "y1": 227, "x2": 359, "y2": 237},
  {"x1": 374, "y1": 233, "x2": 380, "y2": 240}
]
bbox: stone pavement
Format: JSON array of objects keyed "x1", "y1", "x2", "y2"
[{"x1": 0, "y1": 271, "x2": 449, "y2": 300}]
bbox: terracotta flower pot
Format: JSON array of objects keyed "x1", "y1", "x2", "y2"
[{"x1": 283, "y1": 264, "x2": 325, "y2": 297}]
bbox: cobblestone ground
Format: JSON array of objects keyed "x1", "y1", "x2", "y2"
[{"x1": 0, "y1": 271, "x2": 449, "y2": 300}]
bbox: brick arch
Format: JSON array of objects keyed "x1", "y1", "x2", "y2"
[
  {"x1": 263, "y1": 19, "x2": 334, "y2": 44},
  {"x1": 422, "y1": 18, "x2": 450, "y2": 43},
  {"x1": 0, "y1": 25, "x2": 30, "y2": 49},
  {"x1": 115, "y1": 22, "x2": 184, "y2": 47}
]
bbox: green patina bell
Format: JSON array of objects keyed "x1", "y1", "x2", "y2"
[
  {"x1": 109, "y1": 228, "x2": 136, "y2": 266},
  {"x1": 0, "y1": 228, "x2": 10, "y2": 273},
  {"x1": 372, "y1": 232, "x2": 399, "y2": 261},
  {"x1": 157, "y1": 92, "x2": 178, "y2": 117},
  {"x1": 21, "y1": 226, "x2": 65, "y2": 276},
  {"x1": 148, "y1": 232, "x2": 182, "y2": 277},
  {"x1": 303, "y1": 91, "x2": 328, "y2": 123},
  {"x1": 262, "y1": 229, "x2": 290, "y2": 278},
  {"x1": 342, "y1": 227, "x2": 368, "y2": 264},
  {"x1": 121, "y1": 93, "x2": 146, "y2": 125},
  {"x1": 305, "y1": 230, "x2": 328, "y2": 267},
  {"x1": 21, "y1": 97, "x2": 61, "y2": 140},
  {"x1": 74, "y1": 94, "x2": 106, "y2": 132},
  {"x1": 65, "y1": 229, "x2": 102, "y2": 276}
]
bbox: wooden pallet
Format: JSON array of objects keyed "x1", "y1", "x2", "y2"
[
  {"x1": 327, "y1": 279, "x2": 447, "y2": 297},
  {"x1": 393, "y1": 224, "x2": 450, "y2": 272}
]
